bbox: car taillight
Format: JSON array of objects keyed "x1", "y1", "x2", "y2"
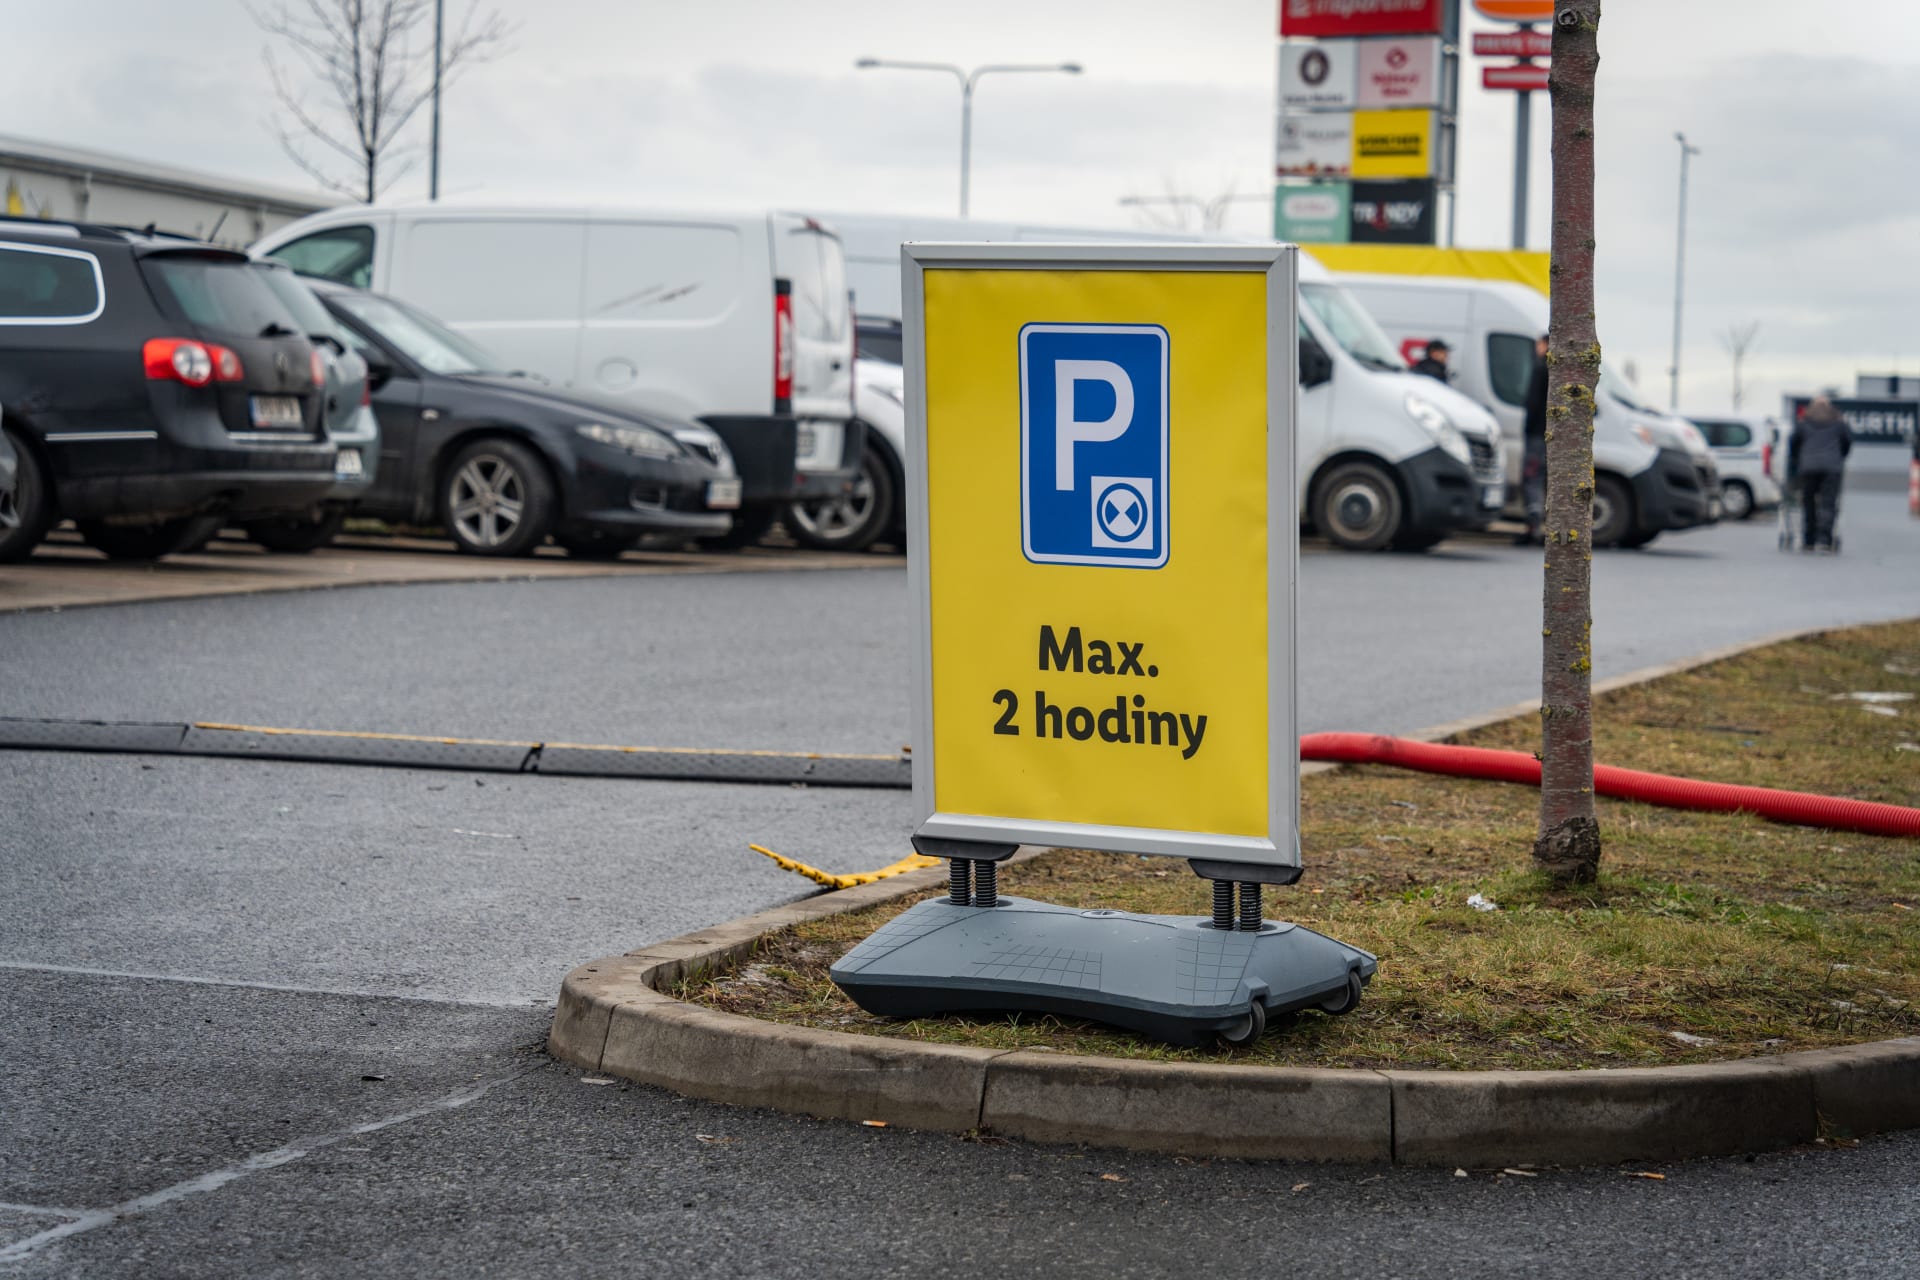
[
  {"x1": 360, "y1": 380, "x2": 371, "y2": 407},
  {"x1": 1761, "y1": 442, "x2": 1773, "y2": 476},
  {"x1": 773, "y1": 279, "x2": 793, "y2": 410},
  {"x1": 311, "y1": 349, "x2": 327, "y2": 388},
  {"x1": 143, "y1": 337, "x2": 241, "y2": 387}
]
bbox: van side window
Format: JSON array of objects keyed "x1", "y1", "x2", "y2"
[
  {"x1": 1487, "y1": 332, "x2": 1536, "y2": 407},
  {"x1": 0, "y1": 244, "x2": 103, "y2": 323},
  {"x1": 267, "y1": 226, "x2": 375, "y2": 288},
  {"x1": 1694, "y1": 420, "x2": 1750, "y2": 448}
]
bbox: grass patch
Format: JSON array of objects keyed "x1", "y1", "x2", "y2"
[{"x1": 683, "y1": 620, "x2": 1920, "y2": 1069}]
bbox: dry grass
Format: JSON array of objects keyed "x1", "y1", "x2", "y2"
[{"x1": 683, "y1": 620, "x2": 1920, "y2": 1069}]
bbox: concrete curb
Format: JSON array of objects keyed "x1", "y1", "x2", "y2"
[
  {"x1": 550, "y1": 623, "x2": 1920, "y2": 1164},
  {"x1": 551, "y1": 872, "x2": 1920, "y2": 1165}
]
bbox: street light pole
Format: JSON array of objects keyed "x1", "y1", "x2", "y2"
[
  {"x1": 1511, "y1": 25, "x2": 1535, "y2": 249},
  {"x1": 856, "y1": 58, "x2": 1083, "y2": 217},
  {"x1": 429, "y1": 0, "x2": 444, "y2": 201},
  {"x1": 1669, "y1": 131, "x2": 1701, "y2": 410}
]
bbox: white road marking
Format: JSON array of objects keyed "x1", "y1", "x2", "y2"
[
  {"x1": 0, "y1": 1072, "x2": 533, "y2": 1263},
  {"x1": 0, "y1": 961, "x2": 547, "y2": 1010},
  {"x1": 0, "y1": 1203, "x2": 86, "y2": 1220}
]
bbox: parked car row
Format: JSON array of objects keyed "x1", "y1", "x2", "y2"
[
  {"x1": 0, "y1": 218, "x2": 749, "y2": 561},
  {"x1": 251, "y1": 204, "x2": 865, "y2": 551},
  {"x1": 1, "y1": 206, "x2": 1776, "y2": 565}
]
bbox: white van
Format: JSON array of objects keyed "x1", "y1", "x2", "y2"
[
  {"x1": 827, "y1": 214, "x2": 1506, "y2": 551},
  {"x1": 251, "y1": 205, "x2": 863, "y2": 543},
  {"x1": 1335, "y1": 274, "x2": 1720, "y2": 547}
]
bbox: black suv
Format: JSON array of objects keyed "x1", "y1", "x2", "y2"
[{"x1": 0, "y1": 221, "x2": 338, "y2": 560}]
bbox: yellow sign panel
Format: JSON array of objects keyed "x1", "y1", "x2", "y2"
[
  {"x1": 905, "y1": 245, "x2": 1298, "y2": 866},
  {"x1": 1351, "y1": 109, "x2": 1436, "y2": 179}
]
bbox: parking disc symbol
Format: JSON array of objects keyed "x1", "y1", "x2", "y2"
[
  {"x1": 1092, "y1": 478, "x2": 1153, "y2": 548},
  {"x1": 1019, "y1": 323, "x2": 1169, "y2": 569}
]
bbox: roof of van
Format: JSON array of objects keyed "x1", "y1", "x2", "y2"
[
  {"x1": 1335, "y1": 273, "x2": 1542, "y2": 307},
  {"x1": 268, "y1": 202, "x2": 844, "y2": 230}
]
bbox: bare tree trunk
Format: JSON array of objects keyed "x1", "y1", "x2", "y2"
[{"x1": 1534, "y1": 0, "x2": 1603, "y2": 884}]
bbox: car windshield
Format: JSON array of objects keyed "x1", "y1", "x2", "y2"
[
  {"x1": 1599, "y1": 364, "x2": 1659, "y2": 415},
  {"x1": 1300, "y1": 283, "x2": 1406, "y2": 372},
  {"x1": 857, "y1": 327, "x2": 902, "y2": 365},
  {"x1": 328, "y1": 291, "x2": 506, "y2": 376}
]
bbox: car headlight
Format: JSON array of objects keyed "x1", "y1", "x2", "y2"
[
  {"x1": 1405, "y1": 394, "x2": 1471, "y2": 467},
  {"x1": 1631, "y1": 423, "x2": 1657, "y2": 447},
  {"x1": 668, "y1": 425, "x2": 735, "y2": 474},
  {"x1": 575, "y1": 422, "x2": 679, "y2": 458}
]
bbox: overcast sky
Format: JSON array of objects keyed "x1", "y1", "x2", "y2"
[{"x1": 10, "y1": 0, "x2": 1918, "y2": 413}]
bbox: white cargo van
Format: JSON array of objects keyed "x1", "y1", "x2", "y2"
[
  {"x1": 827, "y1": 214, "x2": 1506, "y2": 551},
  {"x1": 252, "y1": 205, "x2": 863, "y2": 544},
  {"x1": 1335, "y1": 274, "x2": 1720, "y2": 547}
]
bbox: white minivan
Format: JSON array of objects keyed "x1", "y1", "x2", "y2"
[
  {"x1": 252, "y1": 205, "x2": 863, "y2": 544},
  {"x1": 826, "y1": 213, "x2": 1507, "y2": 551},
  {"x1": 1335, "y1": 274, "x2": 1720, "y2": 547}
]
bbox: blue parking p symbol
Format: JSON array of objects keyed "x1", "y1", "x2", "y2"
[{"x1": 1020, "y1": 324, "x2": 1169, "y2": 568}]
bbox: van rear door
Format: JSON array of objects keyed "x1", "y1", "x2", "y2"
[{"x1": 769, "y1": 215, "x2": 853, "y2": 439}]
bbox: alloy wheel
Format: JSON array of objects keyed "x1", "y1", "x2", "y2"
[{"x1": 449, "y1": 454, "x2": 525, "y2": 549}]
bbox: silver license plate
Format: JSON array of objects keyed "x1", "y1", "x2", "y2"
[
  {"x1": 335, "y1": 448, "x2": 364, "y2": 478},
  {"x1": 706, "y1": 478, "x2": 742, "y2": 510},
  {"x1": 250, "y1": 396, "x2": 304, "y2": 429}
]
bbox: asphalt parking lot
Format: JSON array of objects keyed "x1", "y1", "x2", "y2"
[{"x1": 3, "y1": 483, "x2": 1919, "y2": 1276}]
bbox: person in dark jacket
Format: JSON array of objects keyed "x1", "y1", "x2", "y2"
[
  {"x1": 1412, "y1": 338, "x2": 1451, "y2": 382},
  {"x1": 1789, "y1": 396, "x2": 1853, "y2": 552},
  {"x1": 1519, "y1": 335, "x2": 1549, "y2": 545}
]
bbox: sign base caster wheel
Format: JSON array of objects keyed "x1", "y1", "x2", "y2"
[
  {"x1": 1215, "y1": 1002, "x2": 1267, "y2": 1050},
  {"x1": 1320, "y1": 970, "x2": 1365, "y2": 1017}
]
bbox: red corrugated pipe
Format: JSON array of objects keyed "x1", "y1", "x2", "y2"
[{"x1": 1300, "y1": 732, "x2": 1920, "y2": 840}]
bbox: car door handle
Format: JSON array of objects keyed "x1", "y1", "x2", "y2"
[{"x1": 829, "y1": 360, "x2": 844, "y2": 371}]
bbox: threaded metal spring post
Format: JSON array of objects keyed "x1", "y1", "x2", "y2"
[
  {"x1": 949, "y1": 859, "x2": 971, "y2": 906},
  {"x1": 973, "y1": 859, "x2": 998, "y2": 907},
  {"x1": 1238, "y1": 882, "x2": 1263, "y2": 932},
  {"x1": 1211, "y1": 879, "x2": 1235, "y2": 930}
]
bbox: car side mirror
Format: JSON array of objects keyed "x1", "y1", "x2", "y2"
[
  {"x1": 362, "y1": 355, "x2": 395, "y2": 389},
  {"x1": 1299, "y1": 336, "x2": 1333, "y2": 389}
]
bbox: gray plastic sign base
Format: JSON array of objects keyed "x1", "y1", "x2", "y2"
[{"x1": 831, "y1": 896, "x2": 1377, "y2": 1049}]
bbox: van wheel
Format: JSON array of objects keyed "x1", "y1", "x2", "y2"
[
  {"x1": 1313, "y1": 460, "x2": 1401, "y2": 551},
  {"x1": 245, "y1": 510, "x2": 347, "y2": 553},
  {"x1": 0, "y1": 428, "x2": 56, "y2": 562},
  {"x1": 1720, "y1": 480, "x2": 1754, "y2": 521},
  {"x1": 76, "y1": 518, "x2": 203, "y2": 560},
  {"x1": 442, "y1": 438, "x2": 554, "y2": 557},
  {"x1": 786, "y1": 444, "x2": 894, "y2": 552},
  {"x1": 1592, "y1": 474, "x2": 1633, "y2": 547}
]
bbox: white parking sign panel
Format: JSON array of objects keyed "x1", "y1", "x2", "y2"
[{"x1": 1019, "y1": 323, "x2": 1170, "y2": 568}]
